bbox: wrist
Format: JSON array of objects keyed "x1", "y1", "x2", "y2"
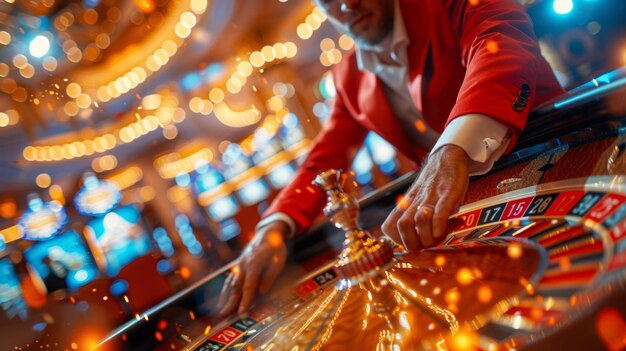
[
  {"x1": 431, "y1": 144, "x2": 471, "y2": 164},
  {"x1": 256, "y1": 213, "x2": 296, "y2": 238},
  {"x1": 258, "y1": 220, "x2": 290, "y2": 240}
]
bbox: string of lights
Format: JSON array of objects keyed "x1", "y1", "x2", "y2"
[{"x1": 18, "y1": 6, "x2": 351, "y2": 162}]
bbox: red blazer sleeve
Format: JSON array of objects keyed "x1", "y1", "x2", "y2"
[
  {"x1": 262, "y1": 82, "x2": 369, "y2": 233},
  {"x1": 445, "y1": 0, "x2": 558, "y2": 151}
]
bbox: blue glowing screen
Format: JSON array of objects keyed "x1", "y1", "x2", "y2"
[
  {"x1": 237, "y1": 179, "x2": 270, "y2": 206},
  {"x1": 268, "y1": 163, "x2": 296, "y2": 189},
  {"x1": 24, "y1": 230, "x2": 99, "y2": 290},
  {"x1": 194, "y1": 167, "x2": 225, "y2": 194},
  {"x1": 351, "y1": 148, "x2": 374, "y2": 184},
  {"x1": 0, "y1": 259, "x2": 27, "y2": 320},
  {"x1": 208, "y1": 196, "x2": 239, "y2": 222},
  {"x1": 84, "y1": 205, "x2": 152, "y2": 276}
]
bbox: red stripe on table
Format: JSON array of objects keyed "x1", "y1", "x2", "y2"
[
  {"x1": 608, "y1": 250, "x2": 626, "y2": 271},
  {"x1": 248, "y1": 303, "x2": 277, "y2": 321},
  {"x1": 480, "y1": 224, "x2": 510, "y2": 238},
  {"x1": 545, "y1": 191, "x2": 584, "y2": 216},
  {"x1": 539, "y1": 267, "x2": 598, "y2": 286},
  {"x1": 537, "y1": 225, "x2": 588, "y2": 247},
  {"x1": 549, "y1": 241, "x2": 603, "y2": 261},
  {"x1": 584, "y1": 193, "x2": 626, "y2": 222},
  {"x1": 293, "y1": 279, "x2": 318, "y2": 298},
  {"x1": 209, "y1": 326, "x2": 242, "y2": 344},
  {"x1": 511, "y1": 220, "x2": 553, "y2": 238},
  {"x1": 504, "y1": 306, "x2": 562, "y2": 320}
]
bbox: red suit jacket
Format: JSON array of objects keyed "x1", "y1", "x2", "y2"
[{"x1": 264, "y1": 0, "x2": 564, "y2": 232}]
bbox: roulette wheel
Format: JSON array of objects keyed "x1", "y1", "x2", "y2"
[{"x1": 180, "y1": 170, "x2": 626, "y2": 351}]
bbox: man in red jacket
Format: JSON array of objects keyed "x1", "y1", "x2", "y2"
[{"x1": 218, "y1": 0, "x2": 564, "y2": 315}]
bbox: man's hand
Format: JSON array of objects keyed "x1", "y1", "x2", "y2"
[
  {"x1": 381, "y1": 144, "x2": 470, "y2": 249},
  {"x1": 218, "y1": 221, "x2": 288, "y2": 316}
]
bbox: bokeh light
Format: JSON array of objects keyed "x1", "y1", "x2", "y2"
[
  {"x1": 553, "y1": 0, "x2": 574, "y2": 15},
  {"x1": 29, "y1": 35, "x2": 51, "y2": 58},
  {"x1": 36, "y1": 173, "x2": 52, "y2": 188}
]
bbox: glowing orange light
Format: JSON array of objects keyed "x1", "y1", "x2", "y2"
[
  {"x1": 230, "y1": 265, "x2": 240, "y2": 279},
  {"x1": 158, "y1": 319, "x2": 167, "y2": 330},
  {"x1": 455, "y1": 268, "x2": 474, "y2": 285},
  {"x1": 530, "y1": 308, "x2": 544, "y2": 320},
  {"x1": 75, "y1": 329, "x2": 105, "y2": 351},
  {"x1": 180, "y1": 266, "x2": 191, "y2": 280},
  {"x1": 472, "y1": 268, "x2": 483, "y2": 279},
  {"x1": 486, "y1": 40, "x2": 499, "y2": 54},
  {"x1": 0, "y1": 201, "x2": 17, "y2": 218},
  {"x1": 267, "y1": 230, "x2": 283, "y2": 248},
  {"x1": 507, "y1": 243, "x2": 523, "y2": 259},
  {"x1": 559, "y1": 257, "x2": 571, "y2": 271},
  {"x1": 468, "y1": 0, "x2": 480, "y2": 6},
  {"x1": 450, "y1": 330, "x2": 479, "y2": 350},
  {"x1": 570, "y1": 295, "x2": 577, "y2": 306},
  {"x1": 518, "y1": 277, "x2": 534, "y2": 294},
  {"x1": 414, "y1": 120, "x2": 426, "y2": 133},
  {"x1": 134, "y1": 0, "x2": 156, "y2": 13},
  {"x1": 477, "y1": 285, "x2": 492, "y2": 303},
  {"x1": 154, "y1": 331, "x2": 163, "y2": 342},
  {"x1": 396, "y1": 195, "x2": 410, "y2": 211},
  {"x1": 204, "y1": 325, "x2": 212, "y2": 335},
  {"x1": 435, "y1": 255, "x2": 446, "y2": 267},
  {"x1": 189, "y1": 311, "x2": 196, "y2": 320},
  {"x1": 445, "y1": 288, "x2": 460, "y2": 305},
  {"x1": 595, "y1": 308, "x2": 626, "y2": 351}
]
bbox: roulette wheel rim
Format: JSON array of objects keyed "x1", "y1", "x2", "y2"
[{"x1": 188, "y1": 174, "x2": 626, "y2": 350}]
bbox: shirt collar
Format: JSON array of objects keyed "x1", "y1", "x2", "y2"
[{"x1": 355, "y1": 0, "x2": 410, "y2": 72}]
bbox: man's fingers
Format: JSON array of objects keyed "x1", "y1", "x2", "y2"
[
  {"x1": 219, "y1": 289, "x2": 242, "y2": 317},
  {"x1": 381, "y1": 207, "x2": 404, "y2": 246},
  {"x1": 219, "y1": 268, "x2": 244, "y2": 316},
  {"x1": 433, "y1": 195, "x2": 459, "y2": 240},
  {"x1": 415, "y1": 201, "x2": 435, "y2": 247},
  {"x1": 398, "y1": 206, "x2": 420, "y2": 250},
  {"x1": 259, "y1": 256, "x2": 285, "y2": 294},
  {"x1": 217, "y1": 274, "x2": 233, "y2": 308},
  {"x1": 238, "y1": 265, "x2": 262, "y2": 314}
]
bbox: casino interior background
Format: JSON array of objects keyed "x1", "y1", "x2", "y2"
[{"x1": 1, "y1": 0, "x2": 626, "y2": 350}]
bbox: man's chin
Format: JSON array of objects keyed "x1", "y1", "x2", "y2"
[
  {"x1": 348, "y1": 27, "x2": 388, "y2": 47},
  {"x1": 354, "y1": 35, "x2": 385, "y2": 49}
]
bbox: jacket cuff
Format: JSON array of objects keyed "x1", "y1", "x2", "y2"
[{"x1": 256, "y1": 212, "x2": 297, "y2": 239}]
